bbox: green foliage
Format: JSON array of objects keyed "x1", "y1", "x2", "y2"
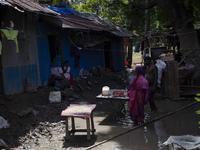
[
  {"x1": 195, "y1": 93, "x2": 200, "y2": 101},
  {"x1": 39, "y1": 0, "x2": 200, "y2": 35},
  {"x1": 196, "y1": 93, "x2": 200, "y2": 97},
  {"x1": 70, "y1": 0, "x2": 146, "y2": 32},
  {"x1": 195, "y1": 93, "x2": 200, "y2": 128},
  {"x1": 195, "y1": 97, "x2": 200, "y2": 101},
  {"x1": 153, "y1": 6, "x2": 169, "y2": 29},
  {"x1": 72, "y1": 0, "x2": 109, "y2": 16},
  {"x1": 39, "y1": 0, "x2": 60, "y2": 5},
  {"x1": 196, "y1": 110, "x2": 200, "y2": 114}
]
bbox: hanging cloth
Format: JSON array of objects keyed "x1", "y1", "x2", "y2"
[
  {"x1": 70, "y1": 43, "x2": 82, "y2": 69},
  {"x1": 135, "y1": 42, "x2": 140, "y2": 52},
  {"x1": 50, "y1": 55, "x2": 62, "y2": 68},
  {"x1": 1, "y1": 29, "x2": 19, "y2": 54}
]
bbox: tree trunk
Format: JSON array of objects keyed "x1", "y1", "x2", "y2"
[
  {"x1": 154, "y1": 0, "x2": 199, "y2": 61},
  {"x1": 177, "y1": 26, "x2": 199, "y2": 62},
  {"x1": 145, "y1": 0, "x2": 150, "y2": 48}
]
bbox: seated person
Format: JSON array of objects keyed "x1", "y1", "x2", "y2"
[
  {"x1": 51, "y1": 66, "x2": 64, "y2": 78},
  {"x1": 50, "y1": 55, "x2": 65, "y2": 79},
  {"x1": 63, "y1": 60, "x2": 73, "y2": 86}
]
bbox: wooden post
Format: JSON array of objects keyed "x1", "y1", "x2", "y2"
[
  {"x1": 65, "y1": 117, "x2": 69, "y2": 140},
  {"x1": 71, "y1": 117, "x2": 75, "y2": 134},
  {"x1": 164, "y1": 61, "x2": 180, "y2": 99},
  {"x1": 86, "y1": 118, "x2": 90, "y2": 140},
  {"x1": 127, "y1": 39, "x2": 133, "y2": 67},
  {"x1": 90, "y1": 113, "x2": 95, "y2": 134}
]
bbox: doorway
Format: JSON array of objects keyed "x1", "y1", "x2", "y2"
[
  {"x1": 104, "y1": 41, "x2": 113, "y2": 69},
  {"x1": 48, "y1": 35, "x2": 63, "y2": 63}
]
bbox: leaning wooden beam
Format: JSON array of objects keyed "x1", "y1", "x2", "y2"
[{"x1": 180, "y1": 85, "x2": 200, "y2": 88}]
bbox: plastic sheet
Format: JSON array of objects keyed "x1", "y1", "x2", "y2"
[
  {"x1": 155, "y1": 59, "x2": 166, "y2": 84},
  {"x1": 0, "y1": 116, "x2": 10, "y2": 129},
  {"x1": 49, "y1": 91, "x2": 61, "y2": 103},
  {"x1": 178, "y1": 64, "x2": 195, "y2": 85},
  {"x1": 163, "y1": 135, "x2": 200, "y2": 150}
]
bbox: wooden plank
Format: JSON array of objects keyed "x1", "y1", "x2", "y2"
[
  {"x1": 180, "y1": 85, "x2": 200, "y2": 88},
  {"x1": 61, "y1": 104, "x2": 96, "y2": 117},
  {"x1": 164, "y1": 61, "x2": 180, "y2": 99}
]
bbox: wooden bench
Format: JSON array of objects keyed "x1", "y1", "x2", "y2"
[{"x1": 61, "y1": 104, "x2": 96, "y2": 140}]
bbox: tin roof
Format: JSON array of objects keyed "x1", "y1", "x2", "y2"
[
  {"x1": 61, "y1": 14, "x2": 112, "y2": 31},
  {"x1": 45, "y1": 4, "x2": 137, "y2": 37},
  {"x1": 0, "y1": 0, "x2": 58, "y2": 14},
  {"x1": 0, "y1": 0, "x2": 11, "y2": 6},
  {"x1": 79, "y1": 12, "x2": 137, "y2": 37},
  {"x1": 60, "y1": 14, "x2": 137, "y2": 37},
  {"x1": 0, "y1": 0, "x2": 137, "y2": 37}
]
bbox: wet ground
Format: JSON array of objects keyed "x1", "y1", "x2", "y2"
[
  {"x1": 89, "y1": 100, "x2": 200, "y2": 150},
  {"x1": 83, "y1": 54, "x2": 200, "y2": 150},
  {"x1": 0, "y1": 65, "x2": 200, "y2": 150},
  {"x1": 59, "y1": 94, "x2": 199, "y2": 150}
]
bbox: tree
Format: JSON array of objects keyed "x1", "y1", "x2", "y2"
[
  {"x1": 109, "y1": 0, "x2": 200, "y2": 61},
  {"x1": 152, "y1": 0, "x2": 200, "y2": 61},
  {"x1": 39, "y1": 0, "x2": 69, "y2": 5}
]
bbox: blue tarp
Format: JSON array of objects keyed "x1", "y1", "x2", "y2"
[{"x1": 45, "y1": 3, "x2": 80, "y2": 15}]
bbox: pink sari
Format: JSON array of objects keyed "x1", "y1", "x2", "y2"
[{"x1": 127, "y1": 75, "x2": 149, "y2": 122}]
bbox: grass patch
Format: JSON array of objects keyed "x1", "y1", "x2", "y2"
[{"x1": 132, "y1": 52, "x2": 141, "y2": 57}]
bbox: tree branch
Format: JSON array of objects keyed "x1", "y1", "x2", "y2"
[
  {"x1": 130, "y1": 0, "x2": 157, "y2": 10},
  {"x1": 107, "y1": 0, "x2": 156, "y2": 10}
]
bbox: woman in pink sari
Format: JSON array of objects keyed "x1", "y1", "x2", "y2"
[{"x1": 127, "y1": 66, "x2": 149, "y2": 124}]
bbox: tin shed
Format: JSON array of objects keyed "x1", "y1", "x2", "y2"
[{"x1": 0, "y1": 0, "x2": 58, "y2": 94}]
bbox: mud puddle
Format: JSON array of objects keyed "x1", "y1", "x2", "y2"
[{"x1": 89, "y1": 102, "x2": 200, "y2": 150}]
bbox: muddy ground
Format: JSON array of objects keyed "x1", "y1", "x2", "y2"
[
  {"x1": 0, "y1": 55, "x2": 199, "y2": 150},
  {"x1": 0, "y1": 69, "x2": 132, "y2": 150}
]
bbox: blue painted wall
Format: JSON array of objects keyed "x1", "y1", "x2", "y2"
[
  {"x1": 2, "y1": 10, "x2": 40, "y2": 94},
  {"x1": 37, "y1": 26, "x2": 124, "y2": 84},
  {"x1": 79, "y1": 44, "x2": 104, "y2": 70},
  {"x1": 112, "y1": 37, "x2": 124, "y2": 71},
  {"x1": 36, "y1": 22, "x2": 51, "y2": 84},
  {"x1": 4, "y1": 65, "x2": 38, "y2": 94},
  {"x1": 60, "y1": 29, "x2": 105, "y2": 78},
  {"x1": 60, "y1": 29, "x2": 79, "y2": 78}
]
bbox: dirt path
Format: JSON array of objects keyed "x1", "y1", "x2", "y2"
[
  {"x1": 0, "y1": 71, "x2": 128, "y2": 150},
  {"x1": 132, "y1": 53, "x2": 143, "y2": 68},
  {"x1": 0, "y1": 68, "x2": 197, "y2": 150}
]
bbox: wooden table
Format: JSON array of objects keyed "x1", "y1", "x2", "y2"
[
  {"x1": 61, "y1": 104, "x2": 96, "y2": 140},
  {"x1": 96, "y1": 89, "x2": 129, "y2": 117}
]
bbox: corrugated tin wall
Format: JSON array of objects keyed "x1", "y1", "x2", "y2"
[
  {"x1": 60, "y1": 29, "x2": 75, "y2": 74},
  {"x1": 112, "y1": 37, "x2": 125, "y2": 71},
  {"x1": 2, "y1": 8, "x2": 40, "y2": 94},
  {"x1": 36, "y1": 22, "x2": 51, "y2": 85},
  {"x1": 79, "y1": 44, "x2": 104, "y2": 71}
]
